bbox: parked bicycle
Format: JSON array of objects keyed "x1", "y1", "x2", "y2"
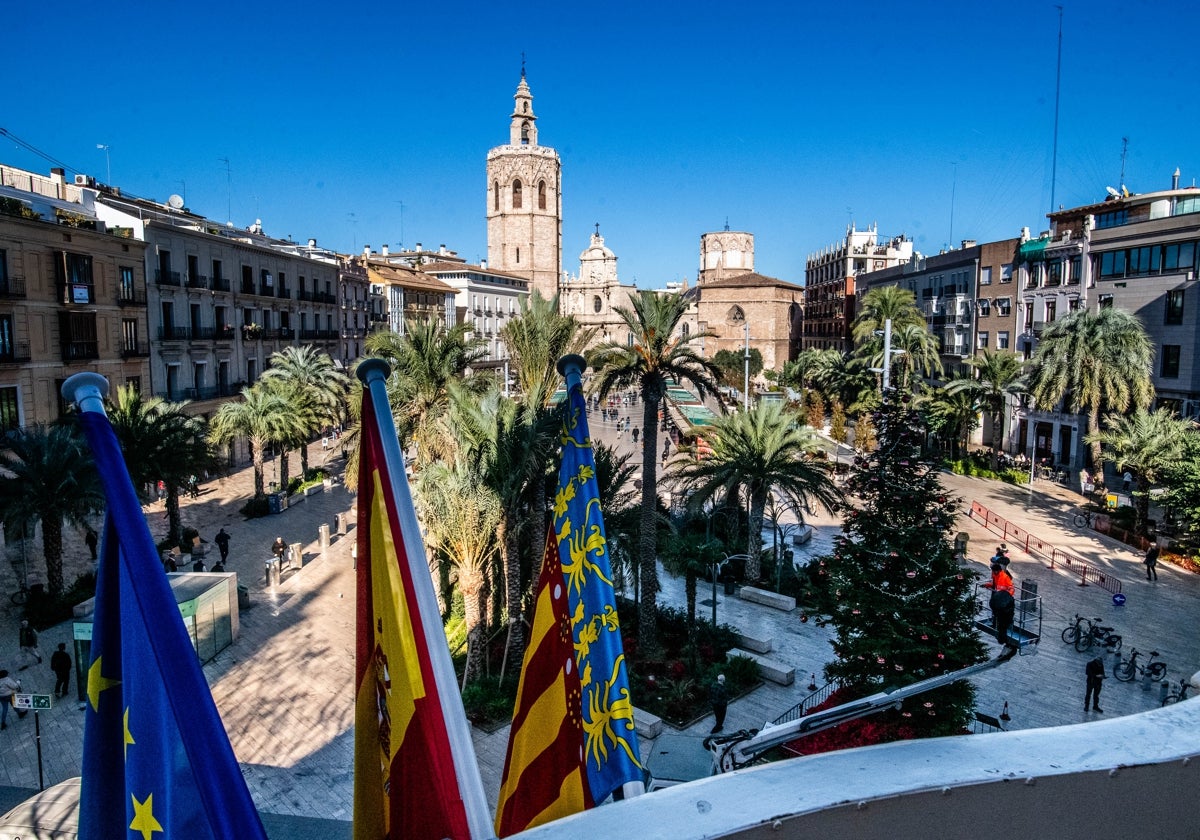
[
  {"x1": 1072, "y1": 509, "x2": 1096, "y2": 529},
  {"x1": 1075, "y1": 617, "x2": 1122, "y2": 653},
  {"x1": 1061, "y1": 614, "x2": 1089, "y2": 646},
  {"x1": 1114, "y1": 648, "x2": 1167, "y2": 683},
  {"x1": 1162, "y1": 677, "x2": 1192, "y2": 706}
]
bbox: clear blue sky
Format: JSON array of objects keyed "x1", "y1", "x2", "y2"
[{"x1": 8, "y1": 1, "x2": 1199, "y2": 286}]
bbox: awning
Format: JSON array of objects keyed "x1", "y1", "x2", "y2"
[{"x1": 1018, "y1": 238, "x2": 1049, "y2": 263}]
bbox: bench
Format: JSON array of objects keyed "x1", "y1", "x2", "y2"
[
  {"x1": 633, "y1": 706, "x2": 663, "y2": 739},
  {"x1": 738, "y1": 586, "x2": 796, "y2": 612},
  {"x1": 730, "y1": 648, "x2": 795, "y2": 685},
  {"x1": 735, "y1": 632, "x2": 773, "y2": 654}
]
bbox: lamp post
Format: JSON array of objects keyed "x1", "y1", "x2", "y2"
[
  {"x1": 869, "y1": 319, "x2": 906, "y2": 399},
  {"x1": 96, "y1": 144, "x2": 111, "y2": 184},
  {"x1": 712, "y1": 553, "x2": 750, "y2": 627},
  {"x1": 743, "y1": 322, "x2": 751, "y2": 411}
]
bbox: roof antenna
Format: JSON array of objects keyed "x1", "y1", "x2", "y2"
[
  {"x1": 521, "y1": 51, "x2": 526, "y2": 79},
  {"x1": 724, "y1": 216, "x2": 730, "y2": 231}
]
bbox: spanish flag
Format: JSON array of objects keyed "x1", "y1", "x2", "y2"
[
  {"x1": 494, "y1": 528, "x2": 591, "y2": 836},
  {"x1": 353, "y1": 359, "x2": 491, "y2": 840}
]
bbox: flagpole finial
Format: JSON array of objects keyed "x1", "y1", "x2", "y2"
[
  {"x1": 556, "y1": 353, "x2": 586, "y2": 378},
  {"x1": 61, "y1": 372, "x2": 109, "y2": 414},
  {"x1": 356, "y1": 357, "x2": 392, "y2": 386}
]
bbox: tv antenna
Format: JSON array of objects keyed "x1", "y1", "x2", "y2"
[{"x1": 218, "y1": 156, "x2": 232, "y2": 223}]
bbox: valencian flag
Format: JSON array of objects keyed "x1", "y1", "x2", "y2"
[
  {"x1": 495, "y1": 354, "x2": 643, "y2": 836},
  {"x1": 353, "y1": 359, "x2": 492, "y2": 840},
  {"x1": 63, "y1": 373, "x2": 266, "y2": 840}
]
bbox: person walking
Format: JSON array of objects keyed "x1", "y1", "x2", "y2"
[
  {"x1": 0, "y1": 670, "x2": 21, "y2": 730},
  {"x1": 1123, "y1": 471, "x2": 1133, "y2": 494},
  {"x1": 983, "y1": 563, "x2": 1018, "y2": 661},
  {"x1": 18, "y1": 620, "x2": 41, "y2": 669},
  {"x1": 272, "y1": 536, "x2": 287, "y2": 561},
  {"x1": 709, "y1": 674, "x2": 729, "y2": 733},
  {"x1": 1085, "y1": 656, "x2": 1106, "y2": 713},
  {"x1": 1144, "y1": 544, "x2": 1160, "y2": 581},
  {"x1": 50, "y1": 643, "x2": 71, "y2": 699},
  {"x1": 631, "y1": 426, "x2": 640, "y2": 444},
  {"x1": 84, "y1": 527, "x2": 98, "y2": 561},
  {"x1": 214, "y1": 528, "x2": 231, "y2": 562}
]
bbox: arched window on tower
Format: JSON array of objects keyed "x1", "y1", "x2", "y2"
[
  {"x1": 512, "y1": 179, "x2": 523, "y2": 209},
  {"x1": 681, "y1": 322, "x2": 690, "y2": 339},
  {"x1": 593, "y1": 295, "x2": 603, "y2": 313},
  {"x1": 538, "y1": 180, "x2": 547, "y2": 210},
  {"x1": 493, "y1": 180, "x2": 499, "y2": 211},
  {"x1": 520, "y1": 121, "x2": 530, "y2": 144}
]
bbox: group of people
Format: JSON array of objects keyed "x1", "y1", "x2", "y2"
[
  {"x1": 1, "y1": 624, "x2": 75, "y2": 730},
  {"x1": 160, "y1": 526, "x2": 232, "y2": 573}
]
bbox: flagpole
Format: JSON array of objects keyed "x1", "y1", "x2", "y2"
[
  {"x1": 356, "y1": 358, "x2": 493, "y2": 839},
  {"x1": 61, "y1": 371, "x2": 109, "y2": 414}
]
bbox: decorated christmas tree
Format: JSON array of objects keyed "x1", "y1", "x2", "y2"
[{"x1": 822, "y1": 392, "x2": 988, "y2": 738}]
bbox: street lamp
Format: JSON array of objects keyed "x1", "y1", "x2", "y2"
[
  {"x1": 712, "y1": 553, "x2": 751, "y2": 627},
  {"x1": 96, "y1": 143, "x2": 111, "y2": 184},
  {"x1": 743, "y1": 322, "x2": 751, "y2": 411}
]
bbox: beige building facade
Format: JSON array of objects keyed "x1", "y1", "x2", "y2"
[
  {"x1": 560, "y1": 228, "x2": 639, "y2": 347},
  {"x1": 694, "y1": 272, "x2": 802, "y2": 373}
]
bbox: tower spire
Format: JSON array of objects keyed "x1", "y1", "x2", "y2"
[{"x1": 510, "y1": 71, "x2": 537, "y2": 146}]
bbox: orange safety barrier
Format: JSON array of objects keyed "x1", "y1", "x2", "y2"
[{"x1": 967, "y1": 500, "x2": 1123, "y2": 595}]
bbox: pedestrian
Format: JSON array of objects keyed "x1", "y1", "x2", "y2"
[
  {"x1": 157, "y1": 480, "x2": 166, "y2": 501},
  {"x1": 50, "y1": 643, "x2": 71, "y2": 699},
  {"x1": 18, "y1": 620, "x2": 41, "y2": 670},
  {"x1": 984, "y1": 562, "x2": 1018, "y2": 661},
  {"x1": 84, "y1": 526, "x2": 98, "y2": 561},
  {"x1": 322, "y1": 433, "x2": 330, "y2": 451},
  {"x1": 991, "y1": 544, "x2": 1011, "y2": 570},
  {"x1": 1085, "y1": 656, "x2": 1106, "y2": 713},
  {"x1": 272, "y1": 537, "x2": 287, "y2": 561},
  {"x1": 1080, "y1": 469, "x2": 1092, "y2": 495},
  {"x1": 0, "y1": 669, "x2": 21, "y2": 730},
  {"x1": 1123, "y1": 471, "x2": 1133, "y2": 493},
  {"x1": 214, "y1": 527, "x2": 231, "y2": 562},
  {"x1": 162, "y1": 550, "x2": 178, "y2": 573},
  {"x1": 211, "y1": 559, "x2": 226, "y2": 573},
  {"x1": 710, "y1": 673, "x2": 728, "y2": 733},
  {"x1": 1144, "y1": 543, "x2": 1160, "y2": 581},
  {"x1": 632, "y1": 426, "x2": 640, "y2": 444},
  {"x1": 192, "y1": 557, "x2": 206, "y2": 572}
]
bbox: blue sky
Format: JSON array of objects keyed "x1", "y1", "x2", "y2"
[{"x1": 8, "y1": 0, "x2": 1199, "y2": 286}]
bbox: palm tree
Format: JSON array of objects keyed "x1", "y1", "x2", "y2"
[
  {"x1": 946, "y1": 350, "x2": 1025, "y2": 469},
  {"x1": 414, "y1": 459, "x2": 501, "y2": 687},
  {"x1": 921, "y1": 387, "x2": 982, "y2": 459},
  {"x1": 659, "y1": 531, "x2": 723, "y2": 629},
  {"x1": 208, "y1": 384, "x2": 303, "y2": 500},
  {"x1": 0, "y1": 425, "x2": 104, "y2": 597},
  {"x1": 262, "y1": 345, "x2": 350, "y2": 476},
  {"x1": 880, "y1": 322, "x2": 944, "y2": 391},
  {"x1": 589, "y1": 290, "x2": 721, "y2": 650},
  {"x1": 811, "y1": 350, "x2": 878, "y2": 414},
  {"x1": 591, "y1": 442, "x2": 641, "y2": 597},
  {"x1": 1029, "y1": 308, "x2": 1153, "y2": 469},
  {"x1": 851, "y1": 286, "x2": 926, "y2": 347},
  {"x1": 499, "y1": 290, "x2": 594, "y2": 408},
  {"x1": 1087, "y1": 408, "x2": 1198, "y2": 535},
  {"x1": 671, "y1": 401, "x2": 841, "y2": 581},
  {"x1": 365, "y1": 318, "x2": 488, "y2": 466},
  {"x1": 107, "y1": 385, "x2": 216, "y2": 546}
]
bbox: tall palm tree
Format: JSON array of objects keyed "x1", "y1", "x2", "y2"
[
  {"x1": 658, "y1": 531, "x2": 723, "y2": 629},
  {"x1": 499, "y1": 290, "x2": 594, "y2": 408},
  {"x1": 921, "y1": 387, "x2": 982, "y2": 459},
  {"x1": 208, "y1": 384, "x2": 303, "y2": 500},
  {"x1": 946, "y1": 350, "x2": 1025, "y2": 469},
  {"x1": 1029, "y1": 308, "x2": 1153, "y2": 469},
  {"x1": 591, "y1": 441, "x2": 641, "y2": 597},
  {"x1": 0, "y1": 425, "x2": 104, "y2": 597},
  {"x1": 811, "y1": 350, "x2": 878, "y2": 414},
  {"x1": 589, "y1": 290, "x2": 721, "y2": 650},
  {"x1": 414, "y1": 459, "x2": 501, "y2": 687},
  {"x1": 851, "y1": 286, "x2": 926, "y2": 347},
  {"x1": 262, "y1": 344, "x2": 350, "y2": 476},
  {"x1": 859, "y1": 322, "x2": 943, "y2": 392},
  {"x1": 366, "y1": 318, "x2": 488, "y2": 466},
  {"x1": 671, "y1": 401, "x2": 841, "y2": 581},
  {"x1": 107, "y1": 385, "x2": 216, "y2": 546},
  {"x1": 1087, "y1": 408, "x2": 1198, "y2": 535}
]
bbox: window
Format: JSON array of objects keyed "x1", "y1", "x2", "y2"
[
  {"x1": 538, "y1": 180, "x2": 547, "y2": 210},
  {"x1": 593, "y1": 295, "x2": 602, "y2": 313},
  {"x1": 515, "y1": 246, "x2": 520, "y2": 264},
  {"x1": 0, "y1": 386, "x2": 18, "y2": 432},
  {"x1": 977, "y1": 299, "x2": 990, "y2": 317},
  {"x1": 62, "y1": 253, "x2": 94, "y2": 303},
  {"x1": 1045, "y1": 300, "x2": 1057, "y2": 323},
  {"x1": 1166, "y1": 290, "x2": 1185, "y2": 325},
  {"x1": 977, "y1": 331, "x2": 989, "y2": 349},
  {"x1": 1096, "y1": 209, "x2": 1128, "y2": 229},
  {"x1": 997, "y1": 331, "x2": 1010, "y2": 350},
  {"x1": 0, "y1": 249, "x2": 6, "y2": 284},
  {"x1": 1162, "y1": 345, "x2": 1181, "y2": 378},
  {"x1": 1000, "y1": 263, "x2": 1013, "y2": 283},
  {"x1": 1047, "y1": 261, "x2": 1062, "y2": 285},
  {"x1": 1069, "y1": 256, "x2": 1082, "y2": 284},
  {"x1": 512, "y1": 179, "x2": 523, "y2": 209},
  {"x1": 980, "y1": 266, "x2": 992, "y2": 285},
  {"x1": 995, "y1": 298, "x2": 1011, "y2": 317},
  {"x1": 728, "y1": 305, "x2": 745, "y2": 322},
  {"x1": 0, "y1": 314, "x2": 12, "y2": 360},
  {"x1": 122, "y1": 318, "x2": 139, "y2": 354},
  {"x1": 493, "y1": 180, "x2": 499, "y2": 211},
  {"x1": 520, "y1": 121, "x2": 530, "y2": 144},
  {"x1": 1098, "y1": 294, "x2": 1114, "y2": 309}
]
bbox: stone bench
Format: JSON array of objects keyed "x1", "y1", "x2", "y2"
[
  {"x1": 738, "y1": 586, "x2": 796, "y2": 612},
  {"x1": 731, "y1": 649, "x2": 795, "y2": 686},
  {"x1": 633, "y1": 706, "x2": 663, "y2": 739},
  {"x1": 735, "y1": 631, "x2": 773, "y2": 654}
]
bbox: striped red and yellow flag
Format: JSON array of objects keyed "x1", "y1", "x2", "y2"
[
  {"x1": 494, "y1": 527, "x2": 592, "y2": 836},
  {"x1": 353, "y1": 362, "x2": 488, "y2": 840}
]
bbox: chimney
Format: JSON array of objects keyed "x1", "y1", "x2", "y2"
[
  {"x1": 363, "y1": 245, "x2": 371, "y2": 258},
  {"x1": 415, "y1": 242, "x2": 422, "y2": 252},
  {"x1": 308, "y1": 238, "x2": 317, "y2": 248},
  {"x1": 439, "y1": 244, "x2": 447, "y2": 255},
  {"x1": 1020, "y1": 226, "x2": 1031, "y2": 242},
  {"x1": 381, "y1": 244, "x2": 389, "y2": 257},
  {"x1": 1173, "y1": 167, "x2": 1181, "y2": 190},
  {"x1": 961, "y1": 239, "x2": 976, "y2": 249},
  {"x1": 480, "y1": 259, "x2": 488, "y2": 270}
]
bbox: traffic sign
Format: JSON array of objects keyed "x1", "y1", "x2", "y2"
[
  {"x1": 12, "y1": 693, "x2": 52, "y2": 710},
  {"x1": 1113, "y1": 593, "x2": 1127, "y2": 607}
]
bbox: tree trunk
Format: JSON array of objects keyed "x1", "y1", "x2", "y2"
[
  {"x1": 280, "y1": 449, "x2": 291, "y2": 494},
  {"x1": 251, "y1": 438, "x2": 266, "y2": 498},
  {"x1": 685, "y1": 570, "x2": 697, "y2": 628},
  {"x1": 498, "y1": 518, "x2": 525, "y2": 682},
  {"x1": 42, "y1": 516, "x2": 65, "y2": 598},
  {"x1": 637, "y1": 387, "x2": 662, "y2": 653},
  {"x1": 301, "y1": 442, "x2": 310, "y2": 477},
  {"x1": 990, "y1": 404, "x2": 1004, "y2": 472},
  {"x1": 165, "y1": 487, "x2": 183, "y2": 545},
  {"x1": 1087, "y1": 407, "x2": 1103, "y2": 472},
  {"x1": 460, "y1": 576, "x2": 488, "y2": 686},
  {"x1": 745, "y1": 490, "x2": 767, "y2": 581}
]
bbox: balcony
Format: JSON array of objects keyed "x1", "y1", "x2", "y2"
[
  {"x1": 186, "y1": 274, "x2": 210, "y2": 290},
  {"x1": 300, "y1": 328, "x2": 318, "y2": 340},
  {"x1": 158, "y1": 326, "x2": 192, "y2": 341},
  {"x1": 0, "y1": 342, "x2": 32, "y2": 364},
  {"x1": 212, "y1": 275, "x2": 231, "y2": 292},
  {"x1": 0, "y1": 276, "x2": 27, "y2": 298},
  {"x1": 315, "y1": 292, "x2": 337, "y2": 305},
  {"x1": 156, "y1": 383, "x2": 239, "y2": 403},
  {"x1": 121, "y1": 341, "x2": 150, "y2": 358},
  {"x1": 297, "y1": 289, "x2": 314, "y2": 302},
  {"x1": 62, "y1": 340, "x2": 99, "y2": 362},
  {"x1": 240, "y1": 281, "x2": 256, "y2": 294},
  {"x1": 241, "y1": 324, "x2": 263, "y2": 341},
  {"x1": 258, "y1": 284, "x2": 275, "y2": 297},
  {"x1": 264, "y1": 328, "x2": 282, "y2": 340},
  {"x1": 216, "y1": 325, "x2": 236, "y2": 341},
  {"x1": 155, "y1": 269, "x2": 182, "y2": 287},
  {"x1": 279, "y1": 327, "x2": 295, "y2": 340},
  {"x1": 192, "y1": 326, "x2": 216, "y2": 341},
  {"x1": 278, "y1": 286, "x2": 290, "y2": 299},
  {"x1": 117, "y1": 286, "x2": 148, "y2": 306}
]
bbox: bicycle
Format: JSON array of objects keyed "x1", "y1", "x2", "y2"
[
  {"x1": 1075, "y1": 617, "x2": 1122, "y2": 653},
  {"x1": 1072, "y1": 509, "x2": 1095, "y2": 529},
  {"x1": 1061, "y1": 614, "x2": 1089, "y2": 646},
  {"x1": 1113, "y1": 648, "x2": 1167, "y2": 683},
  {"x1": 1161, "y1": 678, "x2": 1192, "y2": 706},
  {"x1": 10, "y1": 581, "x2": 29, "y2": 606}
]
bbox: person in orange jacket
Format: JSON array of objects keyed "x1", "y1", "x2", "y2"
[{"x1": 984, "y1": 562, "x2": 1018, "y2": 661}]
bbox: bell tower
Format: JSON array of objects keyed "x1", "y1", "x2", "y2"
[{"x1": 486, "y1": 70, "x2": 562, "y2": 301}]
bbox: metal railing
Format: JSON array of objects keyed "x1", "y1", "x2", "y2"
[
  {"x1": 0, "y1": 342, "x2": 32, "y2": 363},
  {"x1": 117, "y1": 286, "x2": 147, "y2": 305},
  {"x1": 0, "y1": 276, "x2": 27, "y2": 298},
  {"x1": 155, "y1": 269, "x2": 182, "y2": 286},
  {"x1": 772, "y1": 679, "x2": 842, "y2": 726}
]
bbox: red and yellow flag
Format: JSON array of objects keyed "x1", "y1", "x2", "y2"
[
  {"x1": 494, "y1": 528, "x2": 592, "y2": 836},
  {"x1": 353, "y1": 360, "x2": 490, "y2": 840}
]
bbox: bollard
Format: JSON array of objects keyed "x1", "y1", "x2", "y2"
[
  {"x1": 1000, "y1": 701, "x2": 1011, "y2": 722},
  {"x1": 288, "y1": 542, "x2": 302, "y2": 571},
  {"x1": 1142, "y1": 671, "x2": 1152, "y2": 692},
  {"x1": 807, "y1": 673, "x2": 817, "y2": 691},
  {"x1": 335, "y1": 512, "x2": 346, "y2": 535},
  {"x1": 1160, "y1": 680, "x2": 1170, "y2": 703},
  {"x1": 265, "y1": 558, "x2": 280, "y2": 587},
  {"x1": 318, "y1": 523, "x2": 331, "y2": 552}
]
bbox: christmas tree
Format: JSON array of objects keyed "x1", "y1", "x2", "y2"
[{"x1": 822, "y1": 392, "x2": 988, "y2": 738}]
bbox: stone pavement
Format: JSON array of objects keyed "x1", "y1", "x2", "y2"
[{"x1": 2, "y1": 402, "x2": 1198, "y2": 831}]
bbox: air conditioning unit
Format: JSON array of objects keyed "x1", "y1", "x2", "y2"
[{"x1": 75, "y1": 174, "x2": 95, "y2": 187}]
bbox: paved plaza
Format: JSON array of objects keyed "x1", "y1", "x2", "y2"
[{"x1": 2, "y1": 401, "x2": 1199, "y2": 834}]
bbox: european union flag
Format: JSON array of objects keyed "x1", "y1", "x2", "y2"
[
  {"x1": 552, "y1": 356, "x2": 642, "y2": 805},
  {"x1": 73, "y1": 387, "x2": 265, "y2": 839}
]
